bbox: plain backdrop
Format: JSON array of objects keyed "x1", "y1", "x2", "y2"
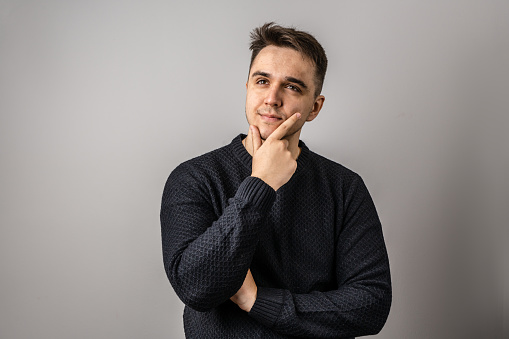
[{"x1": 1, "y1": 1, "x2": 507, "y2": 338}]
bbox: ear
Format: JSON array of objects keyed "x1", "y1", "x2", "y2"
[
  {"x1": 246, "y1": 82, "x2": 248, "y2": 90},
  {"x1": 306, "y1": 95, "x2": 325, "y2": 122}
]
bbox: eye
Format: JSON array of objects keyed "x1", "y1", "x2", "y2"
[
  {"x1": 286, "y1": 84, "x2": 301, "y2": 92},
  {"x1": 256, "y1": 79, "x2": 269, "y2": 85}
]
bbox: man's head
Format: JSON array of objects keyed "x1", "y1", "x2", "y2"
[
  {"x1": 249, "y1": 22, "x2": 328, "y2": 98},
  {"x1": 245, "y1": 23, "x2": 327, "y2": 141}
]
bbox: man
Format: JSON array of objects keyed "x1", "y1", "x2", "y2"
[{"x1": 161, "y1": 22, "x2": 391, "y2": 338}]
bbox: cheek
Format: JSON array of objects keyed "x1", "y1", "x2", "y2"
[
  {"x1": 245, "y1": 94, "x2": 257, "y2": 112},
  {"x1": 290, "y1": 119, "x2": 306, "y2": 132},
  {"x1": 288, "y1": 99, "x2": 309, "y2": 113}
]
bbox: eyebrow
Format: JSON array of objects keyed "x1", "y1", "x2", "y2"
[{"x1": 251, "y1": 71, "x2": 308, "y2": 90}]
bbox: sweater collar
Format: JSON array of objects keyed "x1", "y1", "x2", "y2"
[{"x1": 231, "y1": 134, "x2": 311, "y2": 175}]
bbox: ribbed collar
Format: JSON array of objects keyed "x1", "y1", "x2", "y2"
[{"x1": 231, "y1": 134, "x2": 312, "y2": 177}]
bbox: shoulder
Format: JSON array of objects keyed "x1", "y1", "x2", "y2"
[
  {"x1": 164, "y1": 135, "x2": 248, "y2": 193},
  {"x1": 170, "y1": 142, "x2": 236, "y2": 182},
  {"x1": 161, "y1": 145, "x2": 229, "y2": 205},
  {"x1": 162, "y1": 136, "x2": 248, "y2": 206},
  {"x1": 304, "y1": 148, "x2": 361, "y2": 185},
  {"x1": 303, "y1": 149, "x2": 376, "y2": 213}
]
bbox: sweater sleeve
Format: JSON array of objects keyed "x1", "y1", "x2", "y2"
[
  {"x1": 248, "y1": 175, "x2": 392, "y2": 338},
  {"x1": 160, "y1": 163, "x2": 276, "y2": 312}
]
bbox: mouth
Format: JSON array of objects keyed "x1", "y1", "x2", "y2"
[{"x1": 258, "y1": 112, "x2": 284, "y2": 124}]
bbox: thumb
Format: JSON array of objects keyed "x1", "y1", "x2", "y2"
[{"x1": 250, "y1": 125, "x2": 262, "y2": 153}]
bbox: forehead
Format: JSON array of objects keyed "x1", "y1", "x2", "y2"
[{"x1": 250, "y1": 46, "x2": 316, "y2": 82}]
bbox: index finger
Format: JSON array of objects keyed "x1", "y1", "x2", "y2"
[{"x1": 267, "y1": 113, "x2": 302, "y2": 141}]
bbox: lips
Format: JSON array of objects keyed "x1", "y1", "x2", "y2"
[{"x1": 258, "y1": 112, "x2": 284, "y2": 123}]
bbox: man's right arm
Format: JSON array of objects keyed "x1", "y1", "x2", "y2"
[
  {"x1": 161, "y1": 115, "x2": 301, "y2": 312},
  {"x1": 160, "y1": 167, "x2": 275, "y2": 311}
]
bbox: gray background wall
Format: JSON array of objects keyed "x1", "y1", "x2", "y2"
[{"x1": 1, "y1": 0, "x2": 507, "y2": 338}]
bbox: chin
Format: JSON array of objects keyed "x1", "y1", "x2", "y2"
[{"x1": 258, "y1": 127, "x2": 277, "y2": 140}]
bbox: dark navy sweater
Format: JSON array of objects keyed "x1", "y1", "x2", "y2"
[{"x1": 161, "y1": 135, "x2": 391, "y2": 338}]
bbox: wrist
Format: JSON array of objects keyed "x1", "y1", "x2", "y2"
[
  {"x1": 251, "y1": 173, "x2": 278, "y2": 191},
  {"x1": 242, "y1": 285, "x2": 257, "y2": 312}
]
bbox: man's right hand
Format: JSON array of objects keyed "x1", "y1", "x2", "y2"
[{"x1": 249, "y1": 113, "x2": 301, "y2": 191}]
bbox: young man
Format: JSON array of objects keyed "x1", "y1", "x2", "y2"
[{"x1": 161, "y1": 23, "x2": 391, "y2": 338}]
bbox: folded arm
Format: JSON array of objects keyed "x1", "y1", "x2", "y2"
[
  {"x1": 239, "y1": 175, "x2": 392, "y2": 338},
  {"x1": 161, "y1": 166, "x2": 275, "y2": 311}
]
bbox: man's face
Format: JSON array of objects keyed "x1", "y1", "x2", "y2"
[{"x1": 245, "y1": 45, "x2": 324, "y2": 140}]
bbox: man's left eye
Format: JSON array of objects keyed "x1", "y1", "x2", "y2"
[{"x1": 286, "y1": 85, "x2": 300, "y2": 92}]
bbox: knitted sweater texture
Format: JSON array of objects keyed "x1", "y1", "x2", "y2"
[{"x1": 160, "y1": 135, "x2": 391, "y2": 338}]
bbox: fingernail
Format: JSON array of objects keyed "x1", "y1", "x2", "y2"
[{"x1": 296, "y1": 113, "x2": 301, "y2": 119}]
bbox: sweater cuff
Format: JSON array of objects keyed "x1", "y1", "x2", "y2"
[
  {"x1": 235, "y1": 176, "x2": 276, "y2": 211},
  {"x1": 248, "y1": 287, "x2": 284, "y2": 328}
]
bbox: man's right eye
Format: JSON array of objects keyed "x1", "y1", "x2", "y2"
[{"x1": 256, "y1": 79, "x2": 268, "y2": 85}]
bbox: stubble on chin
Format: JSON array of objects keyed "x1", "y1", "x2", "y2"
[
  {"x1": 246, "y1": 108, "x2": 301, "y2": 141},
  {"x1": 258, "y1": 109, "x2": 286, "y2": 139},
  {"x1": 258, "y1": 126, "x2": 273, "y2": 141},
  {"x1": 258, "y1": 122, "x2": 283, "y2": 141},
  {"x1": 260, "y1": 124, "x2": 301, "y2": 142}
]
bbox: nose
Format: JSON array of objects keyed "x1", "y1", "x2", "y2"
[{"x1": 264, "y1": 85, "x2": 282, "y2": 107}]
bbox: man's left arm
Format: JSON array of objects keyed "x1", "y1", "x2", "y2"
[{"x1": 232, "y1": 175, "x2": 392, "y2": 338}]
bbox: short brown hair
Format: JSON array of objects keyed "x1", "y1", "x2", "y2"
[{"x1": 249, "y1": 22, "x2": 328, "y2": 97}]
